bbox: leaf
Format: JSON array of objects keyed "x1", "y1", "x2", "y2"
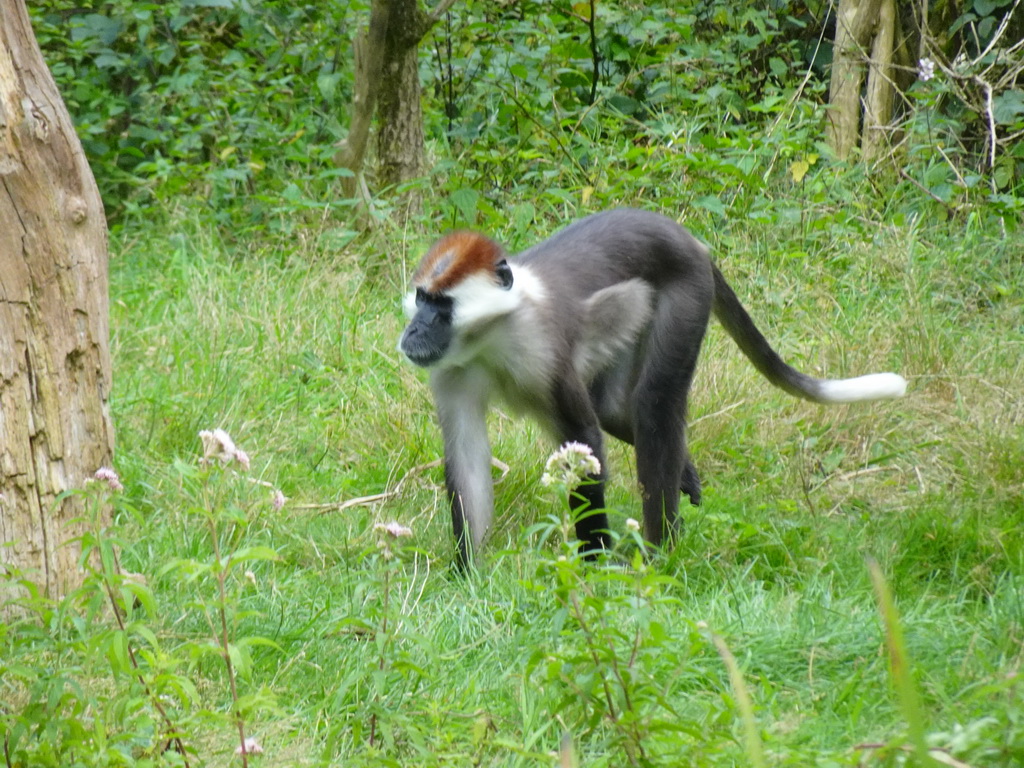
[
  {"x1": 511, "y1": 201, "x2": 536, "y2": 235},
  {"x1": 993, "y1": 157, "x2": 1013, "y2": 190},
  {"x1": 227, "y1": 641, "x2": 252, "y2": 679},
  {"x1": 973, "y1": 0, "x2": 1008, "y2": 15},
  {"x1": 450, "y1": 187, "x2": 480, "y2": 225},
  {"x1": 581, "y1": 186, "x2": 594, "y2": 205},
  {"x1": 608, "y1": 94, "x2": 640, "y2": 115},
  {"x1": 572, "y1": 2, "x2": 593, "y2": 21},
  {"x1": 992, "y1": 90, "x2": 1024, "y2": 125},
  {"x1": 94, "y1": 53, "x2": 123, "y2": 70},
  {"x1": 228, "y1": 546, "x2": 280, "y2": 565},
  {"x1": 122, "y1": 580, "x2": 157, "y2": 615},
  {"x1": 790, "y1": 160, "x2": 810, "y2": 183},
  {"x1": 317, "y1": 73, "x2": 342, "y2": 100},
  {"x1": 693, "y1": 195, "x2": 727, "y2": 216},
  {"x1": 71, "y1": 14, "x2": 124, "y2": 45}
]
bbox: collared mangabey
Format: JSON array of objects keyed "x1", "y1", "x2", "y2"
[{"x1": 400, "y1": 209, "x2": 907, "y2": 567}]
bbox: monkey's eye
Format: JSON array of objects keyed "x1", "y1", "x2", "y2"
[
  {"x1": 495, "y1": 260, "x2": 513, "y2": 290},
  {"x1": 415, "y1": 287, "x2": 443, "y2": 306}
]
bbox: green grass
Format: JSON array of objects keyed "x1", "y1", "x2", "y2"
[{"x1": 5, "y1": 201, "x2": 1023, "y2": 767}]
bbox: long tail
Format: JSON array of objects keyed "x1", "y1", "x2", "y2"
[{"x1": 711, "y1": 265, "x2": 907, "y2": 404}]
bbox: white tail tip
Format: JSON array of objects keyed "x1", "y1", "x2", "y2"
[{"x1": 817, "y1": 373, "x2": 907, "y2": 403}]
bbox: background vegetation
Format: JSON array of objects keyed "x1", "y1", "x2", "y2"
[{"x1": 3, "y1": 1, "x2": 1022, "y2": 766}]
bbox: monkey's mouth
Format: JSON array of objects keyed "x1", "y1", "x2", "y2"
[
  {"x1": 399, "y1": 329, "x2": 448, "y2": 368},
  {"x1": 403, "y1": 347, "x2": 444, "y2": 368}
]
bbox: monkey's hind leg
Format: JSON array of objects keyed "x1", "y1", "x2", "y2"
[
  {"x1": 680, "y1": 459, "x2": 702, "y2": 508},
  {"x1": 633, "y1": 286, "x2": 709, "y2": 548}
]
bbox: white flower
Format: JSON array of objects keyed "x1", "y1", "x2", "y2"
[
  {"x1": 93, "y1": 467, "x2": 124, "y2": 492},
  {"x1": 625, "y1": 517, "x2": 640, "y2": 533},
  {"x1": 198, "y1": 428, "x2": 250, "y2": 470},
  {"x1": 199, "y1": 428, "x2": 236, "y2": 463},
  {"x1": 374, "y1": 521, "x2": 413, "y2": 538},
  {"x1": 235, "y1": 737, "x2": 263, "y2": 755},
  {"x1": 541, "y1": 441, "x2": 602, "y2": 487},
  {"x1": 917, "y1": 57, "x2": 935, "y2": 82}
]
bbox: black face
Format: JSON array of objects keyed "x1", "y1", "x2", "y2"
[{"x1": 400, "y1": 288, "x2": 455, "y2": 367}]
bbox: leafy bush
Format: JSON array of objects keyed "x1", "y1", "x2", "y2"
[
  {"x1": 32, "y1": 0, "x2": 360, "y2": 221},
  {"x1": 30, "y1": 0, "x2": 1022, "y2": 233}
]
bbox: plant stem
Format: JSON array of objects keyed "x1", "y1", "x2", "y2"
[
  {"x1": 207, "y1": 514, "x2": 248, "y2": 768},
  {"x1": 369, "y1": 562, "x2": 390, "y2": 748}
]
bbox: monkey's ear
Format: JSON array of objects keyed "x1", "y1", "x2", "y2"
[{"x1": 495, "y1": 259, "x2": 514, "y2": 290}]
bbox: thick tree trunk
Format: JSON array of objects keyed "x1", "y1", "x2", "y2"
[
  {"x1": 376, "y1": 0, "x2": 429, "y2": 194},
  {"x1": 0, "y1": 1, "x2": 114, "y2": 602},
  {"x1": 827, "y1": 0, "x2": 884, "y2": 160}
]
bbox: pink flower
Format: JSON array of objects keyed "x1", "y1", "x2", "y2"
[
  {"x1": 93, "y1": 467, "x2": 124, "y2": 492},
  {"x1": 271, "y1": 489, "x2": 286, "y2": 511},
  {"x1": 374, "y1": 521, "x2": 413, "y2": 538},
  {"x1": 234, "y1": 737, "x2": 263, "y2": 755}
]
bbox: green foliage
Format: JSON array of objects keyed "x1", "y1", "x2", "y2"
[
  {"x1": 31, "y1": 0, "x2": 360, "y2": 223},
  {"x1": 30, "y1": 0, "x2": 1022, "y2": 230},
  {"x1": 1, "y1": 457, "x2": 283, "y2": 767}
]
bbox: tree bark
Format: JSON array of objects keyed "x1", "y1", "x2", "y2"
[
  {"x1": 337, "y1": 0, "x2": 457, "y2": 218},
  {"x1": 862, "y1": 0, "x2": 896, "y2": 161},
  {"x1": 0, "y1": 0, "x2": 114, "y2": 602},
  {"x1": 827, "y1": 0, "x2": 884, "y2": 160},
  {"x1": 376, "y1": 0, "x2": 431, "y2": 195},
  {"x1": 334, "y1": 0, "x2": 392, "y2": 208}
]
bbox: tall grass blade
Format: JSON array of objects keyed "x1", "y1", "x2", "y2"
[
  {"x1": 713, "y1": 633, "x2": 768, "y2": 768},
  {"x1": 867, "y1": 557, "x2": 941, "y2": 767}
]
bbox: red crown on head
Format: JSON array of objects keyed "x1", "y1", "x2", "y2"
[{"x1": 413, "y1": 231, "x2": 503, "y2": 293}]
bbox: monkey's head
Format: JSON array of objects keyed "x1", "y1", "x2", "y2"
[{"x1": 400, "y1": 231, "x2": 516, "y2": 368}]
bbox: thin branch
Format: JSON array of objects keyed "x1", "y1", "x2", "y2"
[
  {"x1": 895, "y1": 165, "x2": 957, "y2": 215},
  {"x1": 427, "y1": 0, "x2": 459, "y2": 24},
  {"x1": 588, "y1": 0, "x2": 599, "y2": 104},
  {"x1": 100, "y1": 576, "x2": 191, "y2": 764},
  {"x1": 299, "y1": 458, "x2": 510, "y2": 514},
  {"x1": 968, "y1": 0, "x2": 1022, "y2": 70},
  {"x1": 689, "y1": 400, "x2": 746, "y2": 427}
]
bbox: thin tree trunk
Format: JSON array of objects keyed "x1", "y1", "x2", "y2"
[
  {"x1": 827, "y1": 0, "x2": 884, "y2": 159},
  {"x1": 862, "y1": 0, "x2": 896, "y2": 161},
  {"x1": 1, "y1": 0, "x2": 114, "y2": 602},
  {"x1": 334, "y1": 0, "x2": 392, "y2": 208},
  {"x1": 337, "y1": 0, "x2": 457, "y2": 218}
]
